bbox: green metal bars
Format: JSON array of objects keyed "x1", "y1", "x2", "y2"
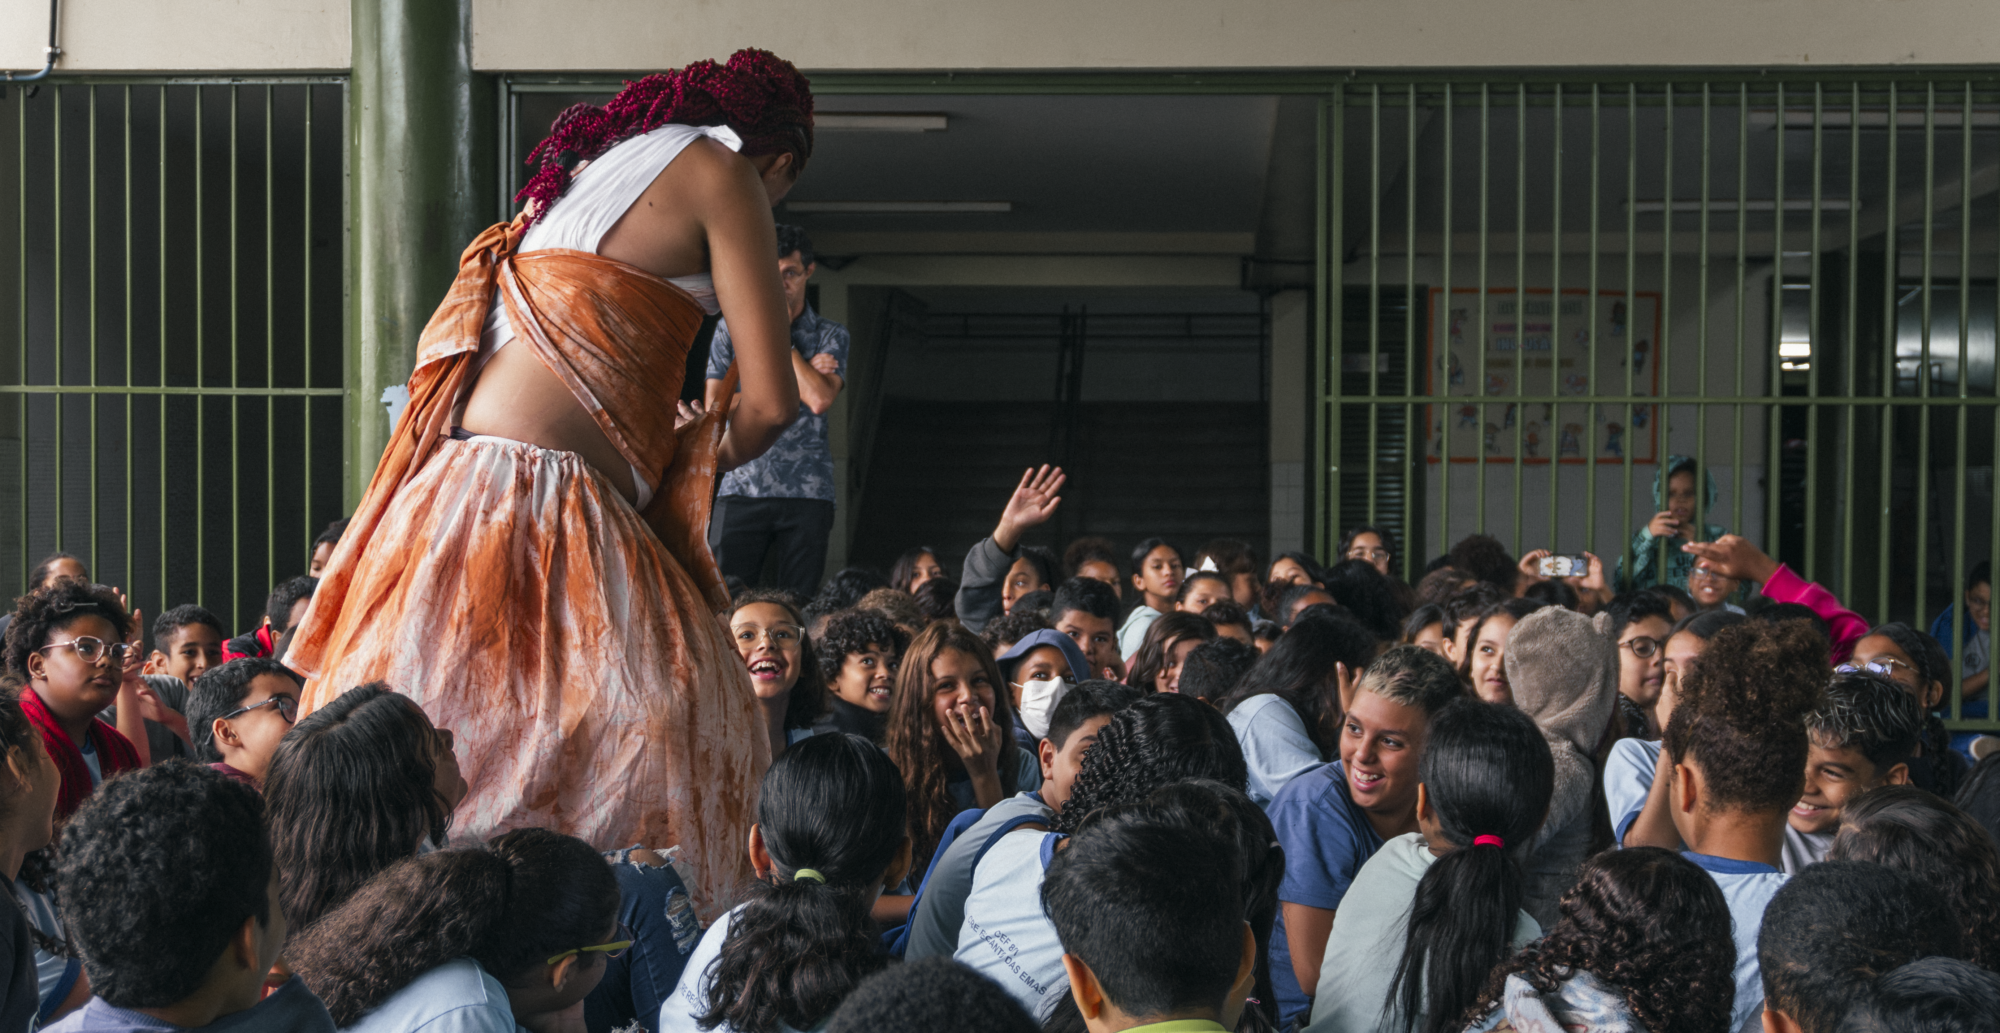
[
  {"x1": 1319, "y1": 76, "x2": 2000, "y2": 730},
  {"x1": 0, "y1": 79, "x2": 348, "y2": 633}
]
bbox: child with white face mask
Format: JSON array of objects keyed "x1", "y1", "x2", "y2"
[{"x1": 994, "y1": 630, "x2": 1091, "y2": 750}]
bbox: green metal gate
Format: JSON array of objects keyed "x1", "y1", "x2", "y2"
[
  {"x1": 1320, "y1": 74, "x2": 2000, "y2": 727},
  {"x1": 1, "y1": 78, "x2": 348, "y2": 633}
]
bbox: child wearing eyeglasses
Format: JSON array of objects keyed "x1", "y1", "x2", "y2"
[
  {"x1": 1, "y1": 580, "x2": 145, "y2": 818},
  {"x1": 185, "y1": 657, "x2": 304, "y2": 787}
]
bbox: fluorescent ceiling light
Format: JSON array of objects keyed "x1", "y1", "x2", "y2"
[
  {"x1": 1626, "y1": 199, "x2": 1859, "y2": 213},
  {"x1": 815, "y1": 113, "x2": 949, "y2": 132},
  {"x1": 784, "y1": 201, "x2": 1012, "y2": 214}
]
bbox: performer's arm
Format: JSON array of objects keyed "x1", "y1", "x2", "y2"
[{"x1": 694, "y1": 144, "x2": 801, "y2": 470}]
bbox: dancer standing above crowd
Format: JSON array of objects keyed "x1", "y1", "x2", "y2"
[{"x1": 288, "y1": 50, "x2": 816, "y2": 918}]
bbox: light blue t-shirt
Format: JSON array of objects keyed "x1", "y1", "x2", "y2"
[
  {"x1": 341, "y1": 957, "x2": 516, "y2": 1033},
  {"x1": 1603, "y1": 737, "x2": 1660, "y2": 842},
  {"x1": 1226, "y1": 694, "x2": 1326, "y2": 808},
  {"x1": 905, "y1": 791, "x2": 1054, "y2": 960},
  {"x1": 954, "y1": 829, "x2": 1067, "y2": 1016},
  {"x1": 660, "y1": 905, "x2": 812, "y2": 1033},
  {"x1": 1117, "y1": 605, "x2": 1162, "y2": 659},
  {"x1": 1683, "y1": 851, "x2": 1788, "y2": 1033}
]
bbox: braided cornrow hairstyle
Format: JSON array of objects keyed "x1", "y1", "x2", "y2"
[
  {"x1": 516, "y1": 49, "x2": 813, "y2": 228},
  {"x1": 1050, "y1": 693, "x2": 1248, "y2": 836}
]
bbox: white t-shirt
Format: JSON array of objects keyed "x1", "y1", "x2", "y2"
[
  {"x1": 1683, "y1": 851, "x2": 1788, "y2": 1033},
  {"x1": 659, "y1": 905, "x2": 811, "y2": 1033},
  {"x1": 1304, "y1": 833, "x2": 1541, "y2": 1033},
  {"x1": 1226, "y1": 694, "x2": 1326, "y2": 807},
  {"x1": 953, "y1": 828, "x2": 1067, "y2": 1016},
  {"x1": 1603, "y1": 737, "x2": 1661, "y2": 842},
  {"x1": 341, "y1": 956, "x2": 517, "y2": 1033}
]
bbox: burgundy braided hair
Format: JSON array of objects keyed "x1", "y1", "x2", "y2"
[{"x1": 515, "y1": 48, "x2": 814, "y2": 229}]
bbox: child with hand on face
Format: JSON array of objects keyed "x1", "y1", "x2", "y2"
[{"x1": 902, "y1": 681, "x2": 1140, "y2": 963}]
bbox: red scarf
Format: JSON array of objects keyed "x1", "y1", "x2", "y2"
[{"x1": 21, "y1": 688, "x2": 141, "y2": 818}]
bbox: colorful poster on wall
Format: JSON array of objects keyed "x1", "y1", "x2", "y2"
[{"x1": 1425, "y1": 287, "x2": 1662, "y2": 464}]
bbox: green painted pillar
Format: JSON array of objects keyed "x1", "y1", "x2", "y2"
[{"x1": 346, "y1": 0, "x2": 495, "y2": 509}]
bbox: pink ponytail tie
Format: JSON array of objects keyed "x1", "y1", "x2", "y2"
[{"x1": 1472, "y1": 834, "x2": 1505, "y2": 849}]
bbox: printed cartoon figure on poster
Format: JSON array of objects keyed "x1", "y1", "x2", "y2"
[
  {"x1": 1524, "y1": 421, "x2": 1542, "y2": 459},
  {"x1": 1559, "y1": 422, "x2": 1583, "y2": 457},
  {"x1": 1427, "y1": 287, "x2": 1661, "y2": 466}
]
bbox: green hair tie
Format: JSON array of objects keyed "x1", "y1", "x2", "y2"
[{"x1": 793, "y1": 868, "x2": 826, "y2": 884}]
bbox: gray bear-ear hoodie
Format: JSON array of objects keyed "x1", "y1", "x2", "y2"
[{"x1": 1503, "y1": 606, "x2": 1620, "y2": 930}]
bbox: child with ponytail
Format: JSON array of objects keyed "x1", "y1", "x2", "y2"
[
  {"x1": 660, "y1": 732, "x2": 911, "y2": 1033},
  {"x1": 1302, "y1": 699, "x2": 1553, "y2": 1033},
  {"x1": 288, "y1": 827, "x2": 624, "y2": 1032}
]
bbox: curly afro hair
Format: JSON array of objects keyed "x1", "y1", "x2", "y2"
[
  {"x1": 815, "y1": 609, "x2": 911, "y2": 685},
  {"x1": 1447, "y1": 534, "x2": 1518, "y2": 591},
  {"x1": 1467, "y1": 846, "x2": 1737, "y2": 1033},
  {"x1": 981, "y1": 608, "x2": 1051, "y2": 653},
  {"x1": 58, "y1": 761, "x2": 270, "y2": 1008},
  {"x1": 3, "y1": 578, "x2": 131, "y2": 676},
  {"x1": 1665, "y1": 619, "x2": 1828, "y2": 812},
  {"x1": 1051, "y1": 693, "x2": 1248, "y2": 835}
]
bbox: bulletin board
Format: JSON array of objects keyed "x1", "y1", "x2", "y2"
[{"x1": 1424, "y1": 287, "x2": 1662, "y2": 464}]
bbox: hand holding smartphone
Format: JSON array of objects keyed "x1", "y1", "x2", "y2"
[{"x1": 1535, "y1": 554, "x2": 1591, "y2": 579}]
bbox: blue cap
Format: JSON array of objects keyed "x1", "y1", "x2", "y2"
[{"x1": 996, "y1": 628, "x2": 1091, "y2": 684}]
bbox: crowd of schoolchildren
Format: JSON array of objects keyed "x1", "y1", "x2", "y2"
[{"x1": 2, "y1": 455, "x2": 2000, "y2": 1033}]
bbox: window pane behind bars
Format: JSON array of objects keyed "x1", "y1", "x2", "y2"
[
  {"x1": 0, "y1": 81, "x2": 347, "y2": 633},
  {"x1": 1321, "y1": 79, "x2": 2000, "y2": 727}
]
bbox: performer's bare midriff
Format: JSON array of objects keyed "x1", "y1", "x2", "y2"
[{"x1": 460, "y1": 134, "x2": 800, "y2": 499}]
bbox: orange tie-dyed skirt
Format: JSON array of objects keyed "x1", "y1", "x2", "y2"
[{"x1": 289, "y1": 220, "x2": 765, "y2": 920}]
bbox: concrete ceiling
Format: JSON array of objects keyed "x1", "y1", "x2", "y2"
[{"x1": 791, "y1": 94, "x2": 1283, "y2": 256}]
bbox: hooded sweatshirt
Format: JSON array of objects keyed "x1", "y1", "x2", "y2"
[
  {"x1": 1614, "y1": 454, "x2": 1735, "y2": 595},
  {"x1": 1505, "y1": 607, "x2": 1619, "y2": 930},
  {"x1": 995, "y1": 630, "x2": 1092, "y2": 750}
]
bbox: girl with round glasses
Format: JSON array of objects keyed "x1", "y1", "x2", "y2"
[{"x1": 2, "y1": 580, "x2": 146, "y2": 818}]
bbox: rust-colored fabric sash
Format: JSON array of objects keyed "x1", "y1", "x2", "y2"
[{"x1": 290, "y1": 217, "x2": 736, "y2": 678}]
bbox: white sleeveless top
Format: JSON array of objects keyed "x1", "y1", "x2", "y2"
[{"x1": 473, "y1": 122, "x2": 742, "y2": 509}]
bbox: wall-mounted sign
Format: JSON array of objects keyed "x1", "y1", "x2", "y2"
[{"x1": 1425, "y1": 287, "x2": 1662, "y2": 464}]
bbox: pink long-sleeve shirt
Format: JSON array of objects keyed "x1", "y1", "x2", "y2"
[{"x1": 1762, "y1": 563, "x2": 1869, "y2": 664}]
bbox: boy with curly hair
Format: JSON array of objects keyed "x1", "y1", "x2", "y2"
[
  {"x1": 45, "y1": 761, "x2": 333, "y2": 1032},
  {"x1": 1663, "y1": 620, "x2": 1828, "y2": 1029}
]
